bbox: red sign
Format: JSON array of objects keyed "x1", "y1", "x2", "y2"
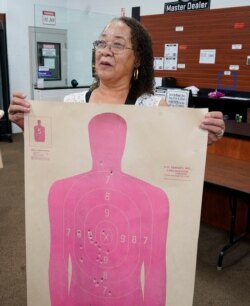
[
  {"x1": 234, "y1": 22, "x2": 245, "y2": 29},
  {"x1": 179, "y1": 45, "x2": 188, "y2": 50}
]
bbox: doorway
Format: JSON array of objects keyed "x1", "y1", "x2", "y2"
[{"x1": 29, "y1": 27, "x2": 67, "y2": 90}]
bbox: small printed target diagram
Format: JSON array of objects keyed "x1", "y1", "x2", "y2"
[{"x1": 48, "y1": 113, "x2": 169, "y2": 305}]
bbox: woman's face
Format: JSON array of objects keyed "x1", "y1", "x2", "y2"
[{"x1": 95, "y1": 21, "x2": 137, "y2": 85}]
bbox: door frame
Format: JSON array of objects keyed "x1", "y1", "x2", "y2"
[{"x1": 29, "y1": 26, "x2": 67, "y2": 94}]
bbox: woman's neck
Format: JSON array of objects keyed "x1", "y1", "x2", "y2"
[{"x1": 90, "y1": 83, "x2": 130, "y2": 104}]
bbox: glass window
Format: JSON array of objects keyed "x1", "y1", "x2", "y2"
[{"x1": 37, "y1": 42, "x2": 61, "y2": 81}]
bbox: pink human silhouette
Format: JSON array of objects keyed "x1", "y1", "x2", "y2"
[
  {"x1": 48, "y1": 113, "x2": 169, "y2": 306},
  {"x1": 34, "y1": 119, "x2": 45, "y2": 142}
]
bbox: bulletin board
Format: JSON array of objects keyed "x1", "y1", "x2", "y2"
[{"x1": 141, "y1": 6, "x2": 250, "y2": 91}]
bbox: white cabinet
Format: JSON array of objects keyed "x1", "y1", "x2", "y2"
[{"x1": 33, "y1": 87, "x2": 89, "y2": 102}]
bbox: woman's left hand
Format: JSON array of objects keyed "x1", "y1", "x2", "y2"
[{"x1": 200, "y1": 111, "x2": 225, "y2": 145}]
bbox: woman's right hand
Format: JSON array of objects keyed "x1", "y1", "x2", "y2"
[{"x1": 8, "y1": 91, "x2": 30, "y2": 130}]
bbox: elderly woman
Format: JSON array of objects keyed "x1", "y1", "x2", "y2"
[
  {"x1": 8, "y1": 16, "x2": 225, "y2": 306},
  {"x1": 8, "y1": 16, "x2": 224, "y2": 143}
]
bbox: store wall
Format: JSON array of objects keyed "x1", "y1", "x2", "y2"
[
  {"x1": 0, "y1": 0, "x2": 249, "y2": 132},
  {"x1": 66, "y1": 0, "x2": 250, "y2": 16}
]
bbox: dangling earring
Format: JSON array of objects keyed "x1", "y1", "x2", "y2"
[{"x1": 133, "y1": 68, "x2": 139, "y2": 80}]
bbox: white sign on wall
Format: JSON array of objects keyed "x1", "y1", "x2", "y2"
[
  {"x1": 154, "y1": 57, "x2": 164, "y2": 70},
  {"x1": 164, "y1": 43, "x2": 178, "y2": 70},
  {"x1": 199, "y1": 49, "x2": 216, "y2": 64},
  {"x1": 42, "y1": 11, "x2": 56, "y2": 26}
]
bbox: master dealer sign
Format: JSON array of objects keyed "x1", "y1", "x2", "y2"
[{"x1": 165, "y1": 0, "x2": 210, "y2": 13}]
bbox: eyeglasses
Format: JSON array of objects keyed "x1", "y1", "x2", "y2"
[{"x1": 93, "y1": 40, "x2": 133, "y2": 54}]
